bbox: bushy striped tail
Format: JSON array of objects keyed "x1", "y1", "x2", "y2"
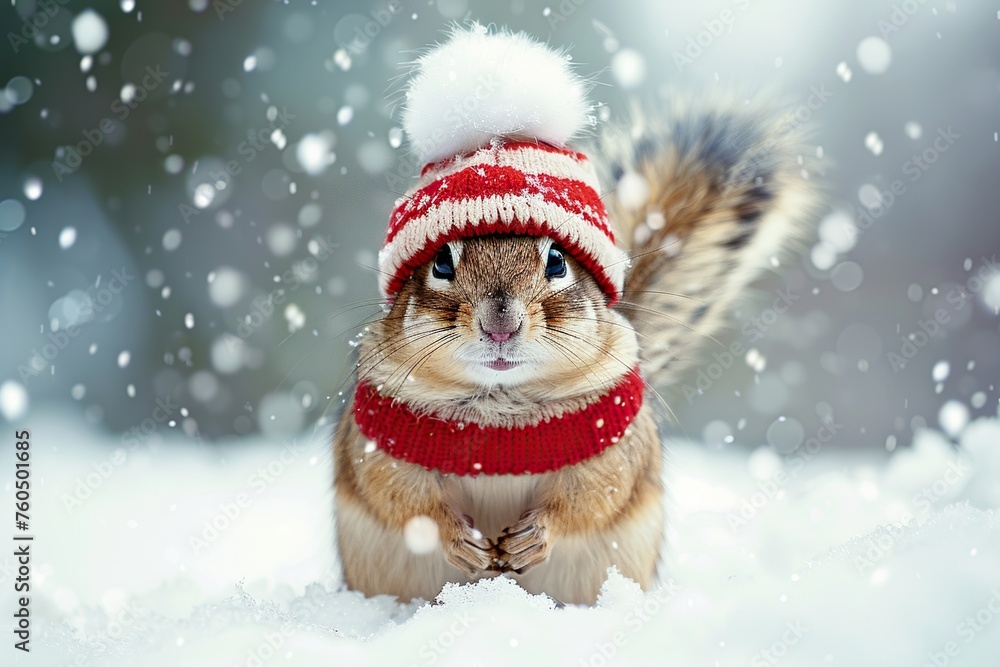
[{"x1": 595, "y1": 100, "x2": 821, "y2": 389}]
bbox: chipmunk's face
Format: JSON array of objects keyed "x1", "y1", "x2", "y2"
[{"x1": 385, "y1": 235, "x2": 615, "y2": 389}]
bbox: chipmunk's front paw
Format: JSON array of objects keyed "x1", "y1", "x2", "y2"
[
  {"x1": 441, "y1": 513, "x2": 498, "y2": 578},
  {"x1": 497, "y1": 508, "x2": 552, "y2": 574}
]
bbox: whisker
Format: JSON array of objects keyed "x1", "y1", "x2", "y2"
[
  {"x1": 326, "y1": 305, "x2": 467, "y2": 348},
  {"x1": 540, "y1": 334, "x2": 602, "y2": 394},
  {"x1": 615, "y1": 301, "x2": 726, "y2": 349},
  {"x1": 618, "y1": 238, "x2": 685, "y2": 266},
  {"x1": 388, "y1": 333, "x2": 463, "y2": 397},
  {"x1": 546, "y1": 324, "x2": 678, "y2": 424},
  {"x1": 357, "y1": 262, "x2": 404, "y2": 281},
  {"x1": 353, "y1": 332, "x2": 461, "y2": 417},
  {"x1": 354, "y1": 325, "x2": 458, "y2": 380},
  {"x1": 620, "y1": 289, "x2": 707, "y2": 304},
  {"x1": 552, "y1": 315, "x2": 681, "y2": 363},
  {"x1": 278, "y1": 299, "x2": 388, "y2": 347},
  {"x1": 325, "y1": 324, "x2": 458, "y2": 399},
  {"x1": 545, "y1": 325, "x2": 634, "y2": 383}
]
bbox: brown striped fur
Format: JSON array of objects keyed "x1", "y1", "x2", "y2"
[{"x1": 334, "y1": 101, "x2": 819, "y2": 604}]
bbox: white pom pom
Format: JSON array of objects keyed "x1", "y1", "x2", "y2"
[{"x1": 401, "y1": 24, "x2": 592, "y2": 164}]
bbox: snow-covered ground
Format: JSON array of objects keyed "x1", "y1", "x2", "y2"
[{"x1": 4, "y1": 409, "x2": 1000, "y2": 666}]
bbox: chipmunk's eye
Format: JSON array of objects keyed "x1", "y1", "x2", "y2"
[
  {"x1": 545, "y1": 244, "x2": 567, "y2": 279},
  {"x1": 432, "y1": 245, "x2": 455, "y2": 281}
]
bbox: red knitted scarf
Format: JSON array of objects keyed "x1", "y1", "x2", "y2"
[{"x1": 353, "y1": 370, "x2": 644, "y2": 476}]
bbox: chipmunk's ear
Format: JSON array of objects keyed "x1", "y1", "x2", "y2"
[{"x1": 401, "y1": 22, "x2": 594, "y2": 164}]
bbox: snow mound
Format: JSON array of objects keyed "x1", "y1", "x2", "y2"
[{"x1": 5, "y1": 413, "x2": 1000, "y2": 666}]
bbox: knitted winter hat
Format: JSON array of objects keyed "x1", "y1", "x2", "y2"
[{"x1": 378, "y1": 24, "x2": 627, "y2": 304}]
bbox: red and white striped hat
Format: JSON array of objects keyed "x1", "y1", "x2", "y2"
[{"x1": 378, "y1": 24, "x2": 627, "y2": 304}]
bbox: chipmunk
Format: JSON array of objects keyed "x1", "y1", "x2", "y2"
[{"x1": 333, "y1": 25, "x2": 817, "y2": 605}]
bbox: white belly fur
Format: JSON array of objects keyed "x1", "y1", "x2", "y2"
[
  {"x1": 454, "y1": 472, "x2": 542, "y2": 537},
  {"x1": 337, "y1": 471, "x2": 663, "y2": 604}
]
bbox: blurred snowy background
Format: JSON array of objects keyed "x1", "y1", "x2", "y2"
[
  {"x1": 0, "y1": 0, "x2": 997, "y2": 445},
  {"x1": 1, "y1": 1, "x2": 999, "y2": 665}
]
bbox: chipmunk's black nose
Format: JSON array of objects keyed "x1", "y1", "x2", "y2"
[{"x1": 478, "y1": 292, "x2": 523, "y2": 343}]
